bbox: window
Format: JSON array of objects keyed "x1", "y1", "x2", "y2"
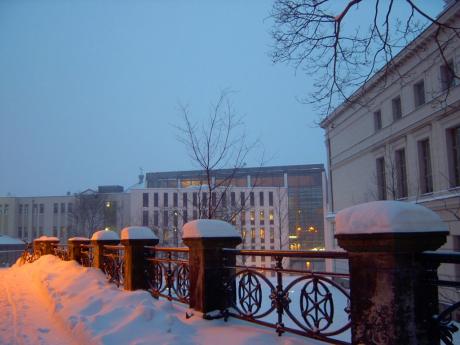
[
  {"x1": 250, "y1": 211, "x2": 255, "y2": 225},
  {"x1": 418, "y1": 139, "x2": 433, "y2": 194},
  {"x1": 222, "y1": 192, "x2": 227, "y2": 208},
  {"x1": 39, "y1": 204, "x2": 44, "y2": 214},
  {"x1": 24, "y1": 205, "x2": 28, "y2": 215},
  {"x1": 154, "y1": 193, "x2": 159, "y2": 207},
  {"x1": 52, "y1": 226, "x2": 57, "y2": 237},
  {"x1": 395, "y1": 148, "x2": 408, "y2": 198},
  {"x1": 163, "y1": 210, "x2": 169, "y2": 226},
  {"x1": 18, "y1": 226, "x2": 22, "y2": 238},
  {"x1": 202, "y1": 192, "x2": 207, "y2": 206},
  {"x1": 413, "y1": 80, "x2": 425, "y2": 107},
  {"x1": 250, "y1": 192, "x2": 254, "y2": 206},
  {"x1": 67, "y1": 203, "x2": 73, "y2": 213},
  {"x1": 392, "y1": 96, "x2": 402, "y2": 121},
  {"x1": 182, "y1": 193, "x2": 187, "y2": 207},
  {"x1": 441, "y1": 59, "x2": 456, "y2": 91},
  {"x1": 163, "y1": 193, "x2": 168, "y2": 207},
  {"x1": 376, "y1": 157, "x2": 387, "y2": 200},
  {"x1": 269, "y1": 210, "x2": 274, "y2": 225},
  {"x1": 193, "y1": 210, "x2": 198, "y2": 220},
  {"x1": 259, "y1": 210, "x2": 265, "y2": 225},
  {"x1": 173, "y1": 193, "x2": 178, "y2": 207},
  {"x1": 33, "y1": 204, "x2": 38, "y2": 214},
  {"x1": 231, "y1": 192, "x2": 236, "y2": 206},
  {"x1": 268, "y1": 192, "x2": 273, "y2": 206},
  {"x1": 374, "y1": 110, "x2": 382, "y2": 131},
  {"x1": 143, "y1": 193, "x2": 149, "y2": 207},
  {"x1": 183, "y1": 210, "x2": 188, "y2": 223},
  {"x1": 153, "y1": 211, "x2": 159, "y2": 226},
  {"x1": 193, "y1": 193, "x2": 197, "y2": 207},
  {"x1": 259, "y1": 192, "x2": 264, "y2": 206},
  {"x1": 270, "y1": 228, "x2": 275, "y2": 242},
  {"x1": 241, "y1": 211, "x2": 246, "y2": 226},
  {"x1": 251, "y1": 228, "x2": 255, "y2": 242},
  {"x1": 23, "y1": 226, "x2": 28, "y2": 239},
  {"x1": 240, "y1": 192, "x2": 245, "y2": 207},
  {"x1": 260, "y1": 228, "x2": 265, "y2": 242},
  {"x1": 448, "y1": 126, "x2": 460, "y2": 187},
  {"x1": 19, "y1": 204, "x2": 23, "y2": 215},
  {"x1": 61, "y1": 203, "x2": 65, "y2": 213},
  {"x1": 211, "y1": 192, "x2": 216, "y2": 207},
  {"x1": 142, "y1": 210, "x2": 149, "y2": 226}
]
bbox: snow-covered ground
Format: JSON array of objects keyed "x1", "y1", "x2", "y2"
[{"x1": 0, "y1": 255, "x2": 327, "y2": 345}]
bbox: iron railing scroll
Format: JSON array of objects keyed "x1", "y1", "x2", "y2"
[
  {"x1": 80, "y1": 244, "x2": 94, "y2": 267},
  {"x1": 53, "y1": 244, "x2": 70, "y2": 261},
  {"x1": 19, "y1": 243, "x2": 38, "y2": 265},
  {"x1": 144, "y1": 246, "x2": 190, "y2": 304},
  {"x1": 221, "y1": 249, "x2": 351, "y2": 345},
  {"x1": 422, "y1": 251, "x2": 460, "y2": 345},
  {"x1": 102, "y1": 245, "x2": 125, "y2": 288}
]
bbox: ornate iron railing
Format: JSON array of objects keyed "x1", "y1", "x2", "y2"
[
  {"x1": 53, "y1": 244, "x2": 70, "y2": 261},
  {"x1": 18, "y1": 243, "x2": 38, "y2": 265},
  {"x1": 80, "y1": 244, "x2": 94, "y2": 267},
  {"x1": 144, "y1": 246, "x2": 190, "y2": 304},
  {"x1": 102, "y1": 244, "x2": 125, "y2": 288},
  {"x1": 422, "y1": 251, "x2": 460, "y2": 345},
  {"x1": 221, "y1": 249, "x2": 351, "y2": 345}
]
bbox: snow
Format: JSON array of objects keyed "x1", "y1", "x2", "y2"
[
  {"x1": 183, "y1": 219, "x2": 241, "y2": 239},
  {"x1": 68, "y1": 237, "x2": 90, "y2": 242},
  {"x1": 0, "y1": 256, "x2": 311, "y2": 345},
  {"x1": 34, "y1": 236, "x2": 60, "y2": 242},
  {"x1": 120, "y1": 227, "x2": 158, "y2": 240},
  {"x1": 91, "y1": 230, "x2": 119, "y2": 241},
  {"x1": 336, "y1": 200, "x2": 448, "y2": 235},
  {"x1": 0, "y1": 235, "x2": 24, "y2": 245}
]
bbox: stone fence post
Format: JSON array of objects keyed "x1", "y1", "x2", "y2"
[
  {"x1": 120, "y1": 226, "x2": 159, "y2": 291},
  {"x1": 90, "y1": 230, "x2": 120, "y2": 269},
  {"x1": 182, "y1": 219, "x2": 242, "y2": 315},
  {"x1": 67, "y1": 237, "x2": 90, "y2": 264},
  {"x1": 335, "y1": 201, "x2": 448, "y2": 345},
  {"x1": 33, "y1": 236, "x2": 60, "y2": 256}
]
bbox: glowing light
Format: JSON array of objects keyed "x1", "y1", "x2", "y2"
[
  {"x1": 289, "y1": 235, "x2": 298, "y2": 239},
  {"x1": 106, "y1": 202, "x2": 111, "y2": 208},
  {"x1": 308, "y1": 226, "x2": 317, "y2": 233}
]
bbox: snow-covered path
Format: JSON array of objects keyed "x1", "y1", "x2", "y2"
[
  {"x1": 0, "y1": 257, "x2": 318, "y2": 345},
  {"x1": 0, "y1": 268, "x2": 78, "y2": 345}
]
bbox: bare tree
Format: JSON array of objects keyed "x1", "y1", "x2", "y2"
[
  {"x1": 69, "y1": 191, "x2": 107, "y2": 237},
  {"x1": 176, "y1": 90, "x2": 260, "y2": 220},
  {"x1": 271, "y1": 0, "x2": 460, "y2": 117}
]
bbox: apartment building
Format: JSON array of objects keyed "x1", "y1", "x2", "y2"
[{"x1": 320, "y1": 2, "x2": 460, "y2": 275}]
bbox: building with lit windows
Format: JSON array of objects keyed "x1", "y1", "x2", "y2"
[{"x1": 320, "y1": 2, "x2": 460, "y2": 275}]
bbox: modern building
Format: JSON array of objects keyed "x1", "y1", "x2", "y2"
[{"x1": 320, "y1": 2, "x2": 460, "y2": 278}]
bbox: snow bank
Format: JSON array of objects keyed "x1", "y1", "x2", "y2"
[
  {"x1": 34, "y1": 236, "x2": 60, "y2": 242},
  {"x1": 182, "y1": 219, "x2": 241, "y2": 239},
  {"x1": 91, "y1": 230, "x2": 119, "y2": 241},
  {"x1": 120, "y1": 227, "x2": 158, "y2": 240},
  {"x1": 5, "y1": 255, "x2": 306, "y2": 345},
  {"x1": 0, "y1": 235, "x2": 24, "y2": 245},
  {"x1": 336, "y1": 201, "x2": 448, "y2": 235}
]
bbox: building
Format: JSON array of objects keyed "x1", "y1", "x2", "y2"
[
  {"x1": 140, "y1": 164, "x2": 325, "y2": 269},
  {"x1": 320, "y1": 2, "x2": 460, "y2": 275}
]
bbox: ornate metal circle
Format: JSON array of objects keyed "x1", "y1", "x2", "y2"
[
  {"x1": 237, "y1": 271, "x2": 263, "y2": 316},
  {"x1": 175, "y1": 264, "x2": 190, "y2": 300},
  {"x1": 300, "y1": 277, "x2": 334, "y2": 332}
]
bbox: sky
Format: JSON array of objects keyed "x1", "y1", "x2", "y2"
[{"x1": 0, "y1": 0, "x2": 445, "y2": 197}]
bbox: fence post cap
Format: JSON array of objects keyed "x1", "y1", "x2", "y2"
[
  {"x1": 336, "y1": 200, "x2": 448, "y2": 235},
  {"x1": 182, "y1": 219, "x2": 241, "y2": 239},
  {"x1": 68, "y1": 237, "x2": 90, "y2": 241},
  {"x1": 120, "y1": 226, "x2": 158, "y2": 240},
  {"x1": 91, "y1": 230, "x2": 120, "y2": 241},
  {"x1": 34, "y1": 236, "x2": 59, "y2": 242}
]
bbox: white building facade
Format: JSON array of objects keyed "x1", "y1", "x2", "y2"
[{"x1": 321, "y1": 2, "x2": 460, "y2": 275}]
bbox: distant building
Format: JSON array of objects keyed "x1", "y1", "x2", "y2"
[{"x1": 320, "y1": 2, "x2": 460, "y2": 275}]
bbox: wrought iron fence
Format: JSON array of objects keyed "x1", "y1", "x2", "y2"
[
  {"x1": 18, "y1": 243, "x2": 38, "y2": 265},
  {"x1": 144, "y1": 246, "x2": 190, "y2": 304},
  {"x1": 53, "y1": 244, "x2": 70, "y2": 261},
  {"x1": 102, "y1": 245, "x2": 125, "y2": 288},
  {"x1": 0, "y1": 249, "x2": 27, "y2": 267},
  {"x1": 422, "y1": 251, "x2": 460, "y2": 345},
  {"x1": 221, "y1": 249, "x2": 351, "y2": 345},
  {"x1": 80, "y1": 244, "x2": 94, "y2": 267}
]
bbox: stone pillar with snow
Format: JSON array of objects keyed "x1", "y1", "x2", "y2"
[
  {"x1": 120, "y1": 226, "x2": 159, "y2": 291},
  {"x1": 33, "y1": 236, "x2": 60, "y2": 256},
  {"x1": 91, "y1": 230, "x2": 120, "y2": 269},
  {"x1": 67, "y1": 237, "x2": 90, "y2": 264},
  {"x1": 336, "y1": 201, "x2": 448, "y2": 345},
  {"x1": 182, "y1": 219, "x2": 241, "y2": 315}
]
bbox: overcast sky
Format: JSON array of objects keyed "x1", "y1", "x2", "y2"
[{"x1": 0, "y1": 1, "x2": 444, "y2": 197}]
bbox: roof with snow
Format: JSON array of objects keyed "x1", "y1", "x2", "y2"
[{"x1": 0, "y1": 235, "x2": 24, "y2": 245}]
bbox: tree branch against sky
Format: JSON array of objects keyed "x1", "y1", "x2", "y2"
[{"x1": 271, "y1": 0, "x2": 460, "y2": 118}]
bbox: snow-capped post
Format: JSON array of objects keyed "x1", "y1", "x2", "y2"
[
  {"x1": 335, "y1": 201, "x2": 448, "y2": 345},
  {"x1": 67, "y1": 237, "x2": 90, "y2": 264},
  {"x1": 33, "y1": 236, "x2": 60, "y2": 256},
  {"x1": 90, "y1": 230, "x2": 120, "y2": 269},
  {"x1": 182, "y1": 219, "x2": 242, "y2": 315},
  {"x1": 120, "y1": 226, "x2": 159, "y2": 291}
]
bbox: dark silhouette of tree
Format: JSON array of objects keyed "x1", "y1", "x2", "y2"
[{"x1": 271, "y1": 0, "x2": 460, "y2": 117}]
